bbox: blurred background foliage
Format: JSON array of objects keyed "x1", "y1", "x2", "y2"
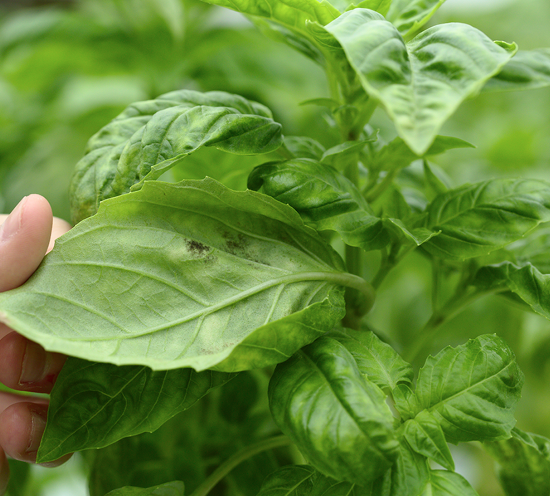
[{"x1": 1, "y1": 0, "x2": 550, "y2": 495}]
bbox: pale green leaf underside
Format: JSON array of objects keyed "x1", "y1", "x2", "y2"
[
  {"x1": 69, "y1": 89, "x2": 282, "y2": 224},
  {"x1": 423, "y1": 178, "x2": 550, "y2": 260},
  {"x1": 387, "y1": 0, "x2": 447, "y2": 36},
  {"x1": 200, "y1": 0, "x2": 339, "y2": 28},
  {"x1": 248, "y1": 158, "x2": 389, "y2": 251},
  {"x1": 484, "y1": 428, "x2": 550, "y2": 496},
  {"x1": 37, "y1": 358, "x2": 232, "y2": 463},
  {"x1": 425, "y1": 470, "x2": 479, "y2": 496},
  {"x1": 104, "y1": 481, "x2": 184, "y2": 496},
  {"x1": 325, "y1": 10, "x2": 516, "y2": 154},
  {"x1": 483, "y1": 49, "x2": 550, "y2": 93},
  {"x1": 269, "y1": 336, "x2": 399, "y2": 485},
  {"x1": 0, "y1": 179, "x2": 347, "y2": 372},
  {"x1": 416, "y1": 334, "x2": 524, "y2": 444}
]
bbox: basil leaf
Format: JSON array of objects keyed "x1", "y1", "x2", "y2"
[
  {"x1": 484, "y1": 428, "x2": 550, "y2": 496},
  {"x1": 346, "y1": 0, "x2": 392, "y2": 16},
  {"x1": 70, "y1": 89, "x2": 282, "y2": 224},
  {"x1": 415, "y1": 334, "x2": 524, "y2": 444},
  {"x1": 282, "y1": 136, "x2": 326, "y2": 160},
  {"x1": 199, "y1": 0, "x2": 339, "y2": 36},
  {"x1": 483, "y1": 49, "x2": 550, "y2": 93},
  {"x1": 473, "y1": 262, "x2": 550, "y2": 321},
  {"x1": 36, "y1": 357, "x2": 233, "y2": 463},
  {"x1": 324, "y1": 10, "x2": 516, "y2": 154},
  {"x1": 403, "y1": 410, "x2": 454, "y2": 471},
  {"x1": 424, "y1": 470, "x2": 479, "y2": 496},
  {"x1": 268, "y1": 336, "x2": 399, "y2": 485},
  {"x1": 327, "y1": 328, "x2": 413, "y2": 390},
  {"x1": 423, "y1": 179, "x2": 550, "y2": 260},
  {"x1": 367, "y1": 438, "x2": 430, "y2": 496},
  {"x1": 387, "y1": 0, "x2": 447, "y2": 37},
  {"x1": 392, "y1": 384, "x2": 419, "y2": 422},
  {"x1": 0, "y1": 179, "x2": 348, "y2": 371},
  {"x1": 248, "y1": 158, "x2": 389, "y2": 251},
  {"x1": 104, "y1": 481, "x2": 184, "y2": 496},
  {"x1": 257, "y1": 465, "x2": 357, "y2": 496}
]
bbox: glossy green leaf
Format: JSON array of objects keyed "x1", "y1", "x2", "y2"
[
  {"x1": 325, "y1": 10, "x2": 516, "y2": 154},
  {"x1": 327, "y1": 328, "x2": 413, "y2": 390},
  {"x1": 423, "y1": 470, "x2": 479, "y2": 496},
  {"x1": 269, "y1": 336, "x2": 399, "y2": 485},
  {"x1": 483, "y1": 49, "x2": 550, "y2": 92},
  {"x1": 367, "y1": 136, "x2": 474, "y2": 175},
  {"x1": 473, "y1": 262, "x2": 550, "y2": 321},
  {"x1": 484, "y1": 428, "x2": 550, "y2": 496},
  {"x1": 415, "y1": 334, "x2": 524, "y2": 444},
  {"x1": 104, "y1": 481, "x2": 184, "y2": 496},
  {"x1": 366, "y1": 438, "x2": 430, "y2": 496},
  {"x1": 422, "y1": 179, "x2": 550, "y2": 259},
  {"x1": 248, "y1": 158, "x2": 389, "y2": 251},
  {"x1": 387, "y1": 0, "x2": 447, "y2": 37},
  {"x1": 508, "y1": 225, "x2": 550, "y2": 274},
  {"x1": 320, "y1": 138, "x2": 375, "y2": 166},
  {"x1": 37, "y1": 357, "x2": 232, "y2": 463},
  {"x1": 69, "y1": 89, "x2": 282, "y2": 224},
  {"x1": 423, "y1": 161, "x2": 448, "y2": 201},
  {"x1": 282, "y1": 136, "x2": 326, "y2": 160},
  {"x1": 257, "y1": 465, "x2": 357, "y2": 496},
  {"x1": 403, "y1": 410, "x2": 454, "y2": 471},
  {"x1": 0, "y1": 179, "x2": 349, "y2": 372}
]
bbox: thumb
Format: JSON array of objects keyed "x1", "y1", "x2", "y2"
[{"x1": 0, "y1": 195, "x2": 53, "y2": 293}]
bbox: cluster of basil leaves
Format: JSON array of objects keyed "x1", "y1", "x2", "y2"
[{"x1": 2, "y1": 1, "x2": 550, "y2": 495}]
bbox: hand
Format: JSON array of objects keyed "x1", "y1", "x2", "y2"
[{"x1": 0, "y1": 195, "x2": 71, "y2": 494}]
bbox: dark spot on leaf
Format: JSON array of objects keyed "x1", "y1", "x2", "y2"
[{"x1": 186, "y1": 239, "x2": 210, "y2": 257}]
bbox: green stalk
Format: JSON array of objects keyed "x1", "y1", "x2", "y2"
[{"x1": 189, "y1": 436, "x2": 290, "y2": 496}]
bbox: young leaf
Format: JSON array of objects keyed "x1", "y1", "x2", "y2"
[
  {"x1": 473, "y1": 262, "x2": 550, "y2": 321},
  {"x1": 422, "y1": 178, "x2": 550, "y2": 259},
  {"x1": 36, "y1": 358, "x2": 233, "y2": 463},
  {"x1": 387, "y1": 0, "x2": 447, "y2": 37},
  {"x1": 327, "y1": 328, "x2": 414, "y2": 390},
  {"x1": 0, "y1": 179, "x2": 350, "y2": 372},
  {"x1": 366, "y1": 438, "x2": 430, "y2": 496},
  {"x1": 392, "y1": 384, "x2": 419, "y2": 422},
  {"x1": 403, "y1": 410, "x2": 454, "y2": 471},
  {"x1": 104, "y1": 481, "x2": 184, "y2": 496},
  {"x1": 324, "y1": 10, "x2": 516, "y2": 154},
  {"x1": 415, "y1": 334, "x2": 524, "y2": 444},
  {"x1": 484, "y1": 428, "x2": 550, "y2": 496},
  {"x1": 69, "y1": 89, "x2": 282, "y2": 224},
  {"x1": 367, "y1": 135, "x2": 474, "y2": 176},
  {"x1": 248, "y1": 158, "x2": 389, "y2": 251},
  {"x1": 483, "y1": 49, "x2": 550, "y2": 93},
  {"x1": 268, "y1": 336, "x2": 399, "y2": 486}
]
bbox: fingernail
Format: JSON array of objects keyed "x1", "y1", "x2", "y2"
[
  {"x1": 26, "y1": 408, "x2": 47, "y2": 454},
  {"x1": 19, "y1": 340, "x2": 47, "y2": 385},
  {"x1": 0, "y1": 197, "x2": 27, "y2": 242}
]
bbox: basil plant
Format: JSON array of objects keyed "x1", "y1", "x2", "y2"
[{"x1": 3, "y1": 1, "x2": 550, "y2": 495}]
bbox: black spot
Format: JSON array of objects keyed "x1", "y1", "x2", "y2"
[{"x1": 186, "y1": 239, "x2": 210, "y2": 256}]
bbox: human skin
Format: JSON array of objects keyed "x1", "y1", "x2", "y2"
[{"x1": 0, "y1": 195, "x2": 71, "y2": 495}]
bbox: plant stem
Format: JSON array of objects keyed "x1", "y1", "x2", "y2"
[
  {"x1": 190, "y1": 435, "x2": 290, "y2": 496},
  {"x1": 403, "y1": 287, "x2": 505, "y2": 363}
]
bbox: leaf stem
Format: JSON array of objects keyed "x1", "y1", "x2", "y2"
[{"x1": 189, "y1": 435, "x2": 290, "y2": 496}]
